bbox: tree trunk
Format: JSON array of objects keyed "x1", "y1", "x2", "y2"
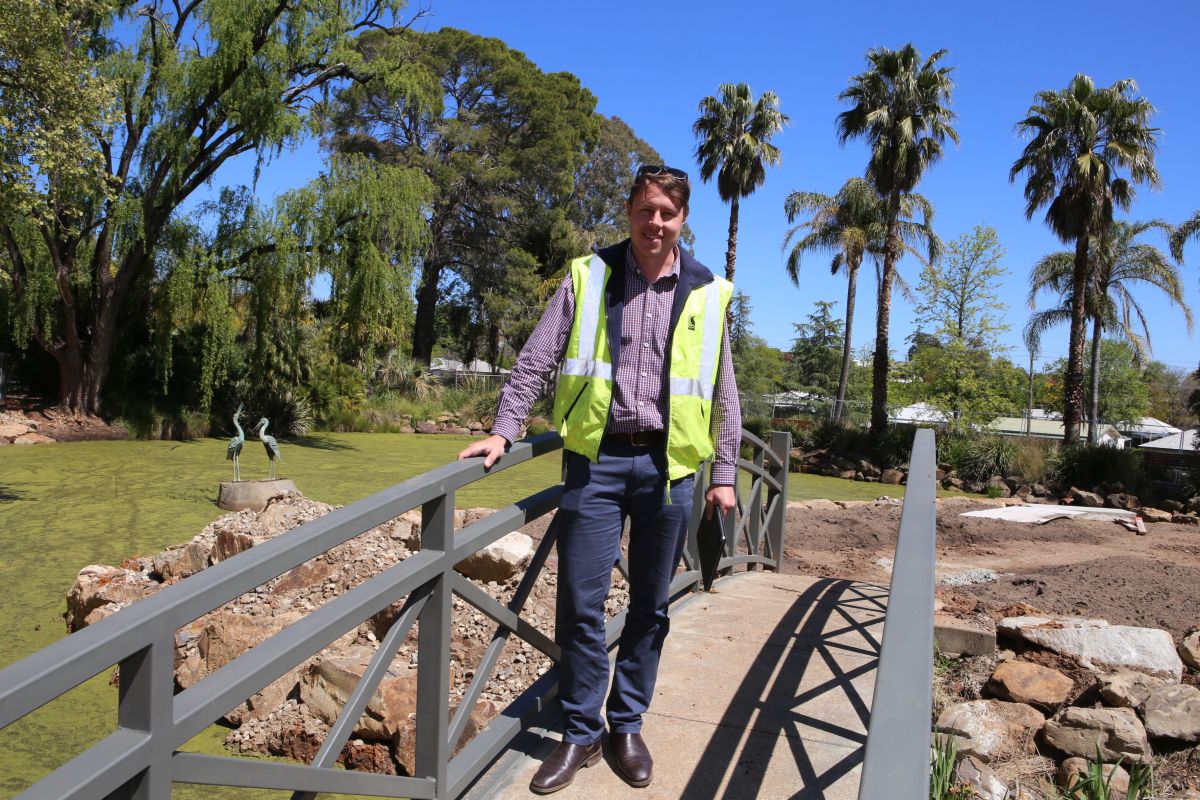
[
  {"x1": 870, "y1": 193, "x2": 902, "y2": 437},
  {"x1": 834, "y1": 259, "x2": 858, "y2": 423},
  {"x1": 1088, "y1": 316, "x2": 1102, "y2": 445},
  {"x1": 1062, "y1": 231, "x2": 1090, "y2": 445},
  {"x1": 724, "y1": 196, "x2": 739, "y2": 283},
  {"x1": 411, "y1": 261, "x2": 443, "y2": 367}
]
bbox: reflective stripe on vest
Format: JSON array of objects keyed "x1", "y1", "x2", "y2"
[{"x1": 668, "y1": 281, "x2": 722, "y2": 401}]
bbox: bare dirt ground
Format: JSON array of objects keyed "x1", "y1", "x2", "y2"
[
  {"x1": 2, "y1": 394, "x2": 128, "y2": 441},
  {"x1": 780, "y1": 497, "x2": 1200, "y2": 639}
]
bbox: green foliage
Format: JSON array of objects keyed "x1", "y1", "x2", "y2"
[
  {"x1": 1051, "y1": 444, "x2": 1144, "y2": 492},
  {"x1": 727, "y1": 294, "x2": 785, "y2": 400},
  {"x1": 1047, "y1": 747, "x2": 1155, "y2": 800},
  {"x1": 959, "y1": 436, "x2": 1018, "y2": 481},
  {"x1": 1013, "y1": 438, "x2": 1054, "y2": 484},
  {"x1": 789, "y1": 300, "x2": 843, "y2": 394},
  {"x1": 1043, "y1": 340, "x2": 1151, "y2": 427}
]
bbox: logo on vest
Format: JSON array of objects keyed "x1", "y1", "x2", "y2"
[{"x1": 688, "y1": 315, "x2": 696, "y2": 331}]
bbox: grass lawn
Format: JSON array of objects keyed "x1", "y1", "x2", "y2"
[{"x1": 0, "y1": 432, "x2": 962, "y2": 796}]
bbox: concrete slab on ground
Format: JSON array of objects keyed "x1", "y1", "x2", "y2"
[{"x1": 468, "y1": 571, "x2": 886, "y2": 800}]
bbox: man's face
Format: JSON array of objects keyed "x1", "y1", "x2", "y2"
[{"x1": 626, "y1": 182, "x2": 687, "y2": 264}]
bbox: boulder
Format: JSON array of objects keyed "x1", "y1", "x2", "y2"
[
  {"x1": 1180, "y1": 630, "x2": 1200, "y2": 671},
  {"x1": 455, "y1": 532, "x2": 534, "y2": 583},
  {"x1": 1161, "y1": 498, "x2": 1185, "y2": 513},
  {"x1": 301, "y1": 646, "x2": 414, "y2": 743},
  {"x1": 986, "y1": 477, "x2": 1012, "y2": 498},
  {"x1": 198, "y1": 610, "x2": 304, "y2": 673},
  {"x1": 152, "y1": 539, "x2": 212, "y2": 582},
  {"x1": 0, "y1": 423, "x2": 32, "y2": 438},
  {"x1": 1042, "y1": 707, "x2": 1152, "y2": 765},
  {"x1": 217, "y1": 479, "x2": 299, "y2": 513},
  {"x1": 998, "y1": 616, "x2": 1184, "y2": 680},
  {"x1": 1173, "y1": 514, "x2": 1200, "y2": 526},
  {"x1": 857, "y1": 460, "x2": 882, "y2": 479},
  {"x1": 1067, "y1": 487, "x2": 1104, "y2": 507},
  {"x1": 65, "y1": 565, "x2": 159, "y2": 631},
  {"x1": 1188, "y1": 496, "x2": 1200, "y2": 514},
  {"x1": 1029, "y1": 483, "x2": 1048, "y2": 497},
  {"x1": 1140, "y1": 507, "x2": 1173, "y2": 524},
  {"x1": 1097, "y1": 670, "x2": 1169, "y2": 709},
  {"x1": 415, "y1": 420, "x2": 439, "y2": 434},
  {"x1": 964, "y1": 480, "x2": 986, "y2": 494},
  {"x1": 1058, "y1": 758, "x2": 1129, "y2": 797},
  {"x1": 935, "y1": 699, "x2": 1045, "y2": 762},
  {"x1": 1106, "y1": 493, "x2": 1140, "y2": 511},
  {"x1": 955, "y1": 755, "x2": 1010, "y2": 800},
  {"x1": 986, "y1": 660, "x2": 1073, "y2": 709},
  {"x1": 1142, "y1": 684, "x2": 1200, "y2": 742},
  {"x1": 12, "y1": 432, "x2": 54, "y2": 444},
  {"x1": 942, "y1": 476, "x2": 965, "y2": 491},
  {"x1": 212, "y1": 527, "x2": 268, "y2": 563},
  {"x1": 880, "y1": 469, "x2": 904, "y2": 485}
]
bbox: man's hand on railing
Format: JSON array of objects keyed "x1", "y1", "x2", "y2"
[
  {"x1": 704, "y1": 484, "x2": 736, "y2": 520},
  {"x1": 457, "y1": 434, "x2": 509, "y2": 469}
]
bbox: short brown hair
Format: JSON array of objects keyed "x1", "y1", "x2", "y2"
[{"x1": 627, "y1": 169, "x2": 690, "y2": 213}]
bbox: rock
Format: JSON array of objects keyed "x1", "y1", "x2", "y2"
[
  {"x1": 986, "y1": 660, "x2": 1073, "y2": 709},
  {"x1": 301, "y1": 647, "x2": 415, "y2": 743},
  {"x1": 445, "y1": 426, "x2": 472, "y2": 435},
  {"x1": 65, "y1": 565, "x2": 159, "y2": 631},
  {"x1": 1030, "y1": 483, "x2": 1048, "y2": 497},
  {"x1": 455, "y1": 532, "x2": 534, "y2": 583},
  {"x1": 934, "y1": 614, "x2": 996, "y2": 656},
  {"x1": 1173, "y1": 514, "x2": 1200, "y2": 526},
  {"x1": 1015, "y1": 484, "x2": 1032, "y2": 499},
  {"x1": 1058, "y1": 757, "x2": 1129, "y2": 796},
  {"x1": 211, "y1": 527, "x2": 268, "y2": 563},
  {"x1": 0, "y1": 423, "x2": 33, "y2": 438},
  {"x1": 415, "y1": 420, "x2": 439, "y2": 434},
  {"x1": 1162, "y1": 498, "x2": 1185, "y2": 513},
  {"x1": 12, "y1": 432, "x2": 54, "y2": 444},
  {"x1": 199, "y1": 610, "x2": 304, "y2": 673},
  {"x1": 986, "y1": 477, "x2": 1012, "y2": 498},
  {"x1": 965, "y1": 480, "x2": 986, "y2": 494},
  {"x1": 1142, "y1": 684, "x2": 1200, "y2": 742},
  {"x1": 152, "y1": 539, "x2": 211, "y2": 582},
  {"x1": 1140, "y1": 507, "x2": 1173, "y2": 523},
  {"x1": 942, "y1": 476, "x2": 964, "y2": 491},
  {"x1": 857, "y1": 460, "x2": 881, "y2": 479},
  {"x1": 217, "y1": 479, "x2": 300, "y2": 512},
  {"x1": 1180, "y1": 630, "x2": 1200, "y2": 670},
  {"x1": 1042, "y1": 707, "x2": 1151, "y2": 765},
  {"x1": 956, "y1": 755, "x2": 1010, "y2": 800},
  {"x1": 1106, "y1": 492, "x2": 1140, "y2": 510},
  {"x1": 935, "y1": 700, "x2": 1045, "y2": 762},
  {"x1": 1067, "y1": 487, "x2": 1104, "y2": 507},
  {"x1": 1098, "y1": 670, "x2": 1169, "y2": 709},
  {"x1": 998, "y1": 616, "x2": 1184, "y2": 680},
  {"x1": 880, "y1": 469, "x2": 903, "y2": 485},
  {"x1": 1188, "y1": 496, "x2": 1200, "y2": 514}
]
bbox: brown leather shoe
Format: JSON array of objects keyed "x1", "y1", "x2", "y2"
[
  {"x1": 530, "y1": 739, "x2": 603, "y2": 794},
  {"x1": 610, "y1": 732, "x2": 653, "y2": 787}
]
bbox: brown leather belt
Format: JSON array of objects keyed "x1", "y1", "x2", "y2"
[{"x1": 604, "y1": 430, "x2": 665, "y2": 448}]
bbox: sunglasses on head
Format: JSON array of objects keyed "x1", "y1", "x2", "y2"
[{"x1": 636, "y1": 164, "x2": 690, "y2": 182}]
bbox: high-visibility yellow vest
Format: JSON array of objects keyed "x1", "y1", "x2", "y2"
[{"x1": 552, "y1": 252, "x2": 733, "y2": 480}]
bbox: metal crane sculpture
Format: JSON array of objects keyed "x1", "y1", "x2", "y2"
[
  {"x1": 225, "y1": 403, "x2": 246, "y2": 481},
  {"x1": 254, "y1": 417, "x2": 282, "y2": 479}
]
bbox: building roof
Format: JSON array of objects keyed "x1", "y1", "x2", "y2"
[
  {"x1": 1138, "y1": 429, "x2": 1199, "y2": 451},
  {"x1": 984, "y1": 416, "x2": 1126, "y2": 441}
]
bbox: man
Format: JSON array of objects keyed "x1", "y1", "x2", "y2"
[{"x1": 457, "y1": 165, "x2": 739, "y2": 793}]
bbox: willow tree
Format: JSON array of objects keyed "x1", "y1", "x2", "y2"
[
  {"x1": 1010, "y1": 75, "x2": 1160, "y2": 444},
  {"x1": 0, "y1": 0, "x2": 420, "y2": 415}
]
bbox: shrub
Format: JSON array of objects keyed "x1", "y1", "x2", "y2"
[
  {"x1": 1050, "y1": 444, "x2": 1144, "y2": 492},
  {"x1": 876, "y1": 424, "x2": 917, "y2": 468},
  {"x1": 1013, "y1": 437, "x2": 1054, "y2": 484},
  {"x1": 958, "y1": 435, "x2": 1018, "y2": 481},
  {"x1": 936, "y1": 432, "x2": 972, "y2": 474}
]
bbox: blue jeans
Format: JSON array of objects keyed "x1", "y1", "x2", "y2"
[{"x1": 554, "y1": 440, "x2": 694, "y2": 744}]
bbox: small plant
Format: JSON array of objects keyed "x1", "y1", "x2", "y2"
[
  {"x1": 984, "y1": 484, "x2": 1005, "y2": 499},
  {"x1": 930, "y1": 733, "x2": 975, "y2": 799},
  {"x1": 959, "y1": 435, "x2": 1018, "y2": 481},
  {"x1": 1050, "y1": 746, "x2": 1155, "y2": 800}
]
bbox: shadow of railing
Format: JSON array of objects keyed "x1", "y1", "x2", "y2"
[{"x1": 0, "y1": 429, "x2": 791, "y2": 800}]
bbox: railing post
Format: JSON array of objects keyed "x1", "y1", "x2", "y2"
[
  {"x1": 416, "y1": 492, "x2": 454, "y2": 796},
  {"x1": 746, "y1": 439, "x2": 765, "y2": 570},
  {"x1": 110, "y1": 627, "x2": 175, "y2": 799},
  {"x1": 767, "y1": 431, "x2": 791, "y2": 571}
]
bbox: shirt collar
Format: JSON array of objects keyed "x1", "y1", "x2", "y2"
[{"x1": 625, "y1": 243, "x2": 680, "y2": 285}]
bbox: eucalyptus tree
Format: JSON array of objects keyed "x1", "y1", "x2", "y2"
[
  {"x1": 782, "y1": 178, "x2": 938, "y2": 421},
  {"x1": 836, "y1": 44, "x2": 958, "y2": 435},
  {"x1": 1010, "y1": 74, "x2": 1160, "y2": 444},
  {"x1": 328, "y1": 27, "x2": 600, "y2": 366},
  {"x1": 1025, "y1": 219, "x2": 1190, "y2": 442},
  {"x1": 0, "y1": 0, "x2": 423, "y2": 415},
  {"x1": 693, "y1": 82, "x2": 789, "y2": 282}
]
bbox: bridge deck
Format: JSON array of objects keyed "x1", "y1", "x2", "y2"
[{"x1": 469, "y1": 571, "x2": 888, "y2": 800}]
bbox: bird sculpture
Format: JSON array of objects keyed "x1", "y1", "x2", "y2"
[
  {"x1": 254, "y1": 417, "x2": 282, "y2": 479},
  {"x1": 225, "y1": 403, "x2": 245, "y2": 481}
]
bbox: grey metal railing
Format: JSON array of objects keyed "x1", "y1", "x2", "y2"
[
  {"x1": 0, "y1": 428, "x2": 791, "y2": 800},
  {"x1": 857, "y1": 428, "x2": 938, "y2": 799}
]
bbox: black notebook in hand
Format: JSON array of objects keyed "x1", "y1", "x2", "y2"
[{"x1": 697, "y1": 509, "x2": 728, "y2": 592}]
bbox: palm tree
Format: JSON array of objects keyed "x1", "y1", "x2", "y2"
[
  {"x1": 782, "y1": 178, "x2": 939, "y2": 422},
  {"x1": 1170, "y1": 210, "x2": 1200, "y2": 264},
  {"x1": 1025, "y1": 219, "x2": 1190, "y2": 442},
  {"x1": 1010, "y1": 74, "x2": 1160, "y2": 444},
  {"x1": 693, "y1": 82, "x2": 789, "y2": 282},
  {"x1": 836, "y1": 44, "x2": 958, "y2": 435}
]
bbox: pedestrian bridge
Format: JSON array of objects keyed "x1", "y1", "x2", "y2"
[{"x1": 0, "y1": 429, "x2": 937, "y2": 800}]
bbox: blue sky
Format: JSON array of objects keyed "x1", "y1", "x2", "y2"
[{"x1": 226, "y1": 0, "x2": 1200, "y2": 374}]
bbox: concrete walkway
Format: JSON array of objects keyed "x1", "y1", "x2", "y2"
[{"x1": 471, "y1": 571, "x2": 888, "y2": 800}]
